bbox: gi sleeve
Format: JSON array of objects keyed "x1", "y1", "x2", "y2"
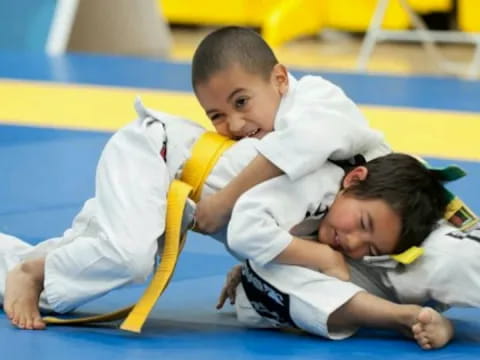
[
  {"x1": 227, "y1": 164, "x2": 342, "y2": 266},
  {"x1": 256, "y1": 75, "x2": 389, "y2": 181}
]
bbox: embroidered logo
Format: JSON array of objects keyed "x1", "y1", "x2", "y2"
[
  {"x1": 446, "y1": 222, "x2": 480, "y2": 242},
  {"x1": 241, "y1": 261, "x2": 297, "y2": 328}
]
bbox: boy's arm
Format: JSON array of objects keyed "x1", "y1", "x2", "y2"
[
  {"x1": 227, "y1": 164, "x2": 344, "y2": 268},
  {"x1": 257, "y1": 76, "x2": 390, "y2": 182},
  {"x1": 195, "y1": 154, "x2": 282, "y2": 233},
  {"x1": 196, "y1": 77, "x2": 390, "y2": 234},
  {"x1": 275, "y1": 236, "x2": 349, "y2": 281}
]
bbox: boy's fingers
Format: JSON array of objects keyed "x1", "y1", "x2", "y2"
[
  {"x1": 216, "y1": 287, "x2": 229, "y2": 309},
  {"x1": 228, "y1": 288, "x2": 236, "y2": 304}
]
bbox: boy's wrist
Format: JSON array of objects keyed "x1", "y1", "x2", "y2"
[{"x1": 218, "y1": 185, "x2": 241, "y2": 211}]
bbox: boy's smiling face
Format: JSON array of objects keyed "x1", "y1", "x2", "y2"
[
  {"x1": 318, "y1": 167, "x2": 402, "y2": 259},
  {"x1": 194, "y1": 63, "x2": 289, "y2": 140}
]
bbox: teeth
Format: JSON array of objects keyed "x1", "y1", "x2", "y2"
[{"x1": 247, "y1": 129, "x2": 259, "y2": 137}]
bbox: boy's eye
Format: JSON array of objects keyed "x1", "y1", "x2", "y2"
[
  {"x1": 234, "y1": 97, "x2": 248, "y2": 109},
  {"x1": 360, "y1": 217, "x2": 367, "y2": 231},
  {"x1": 369, "y1": 245, "x2": 379, "y2": 256},
  {"x1": 210, "y1": 114, "x2": 222, "y2": 122}
]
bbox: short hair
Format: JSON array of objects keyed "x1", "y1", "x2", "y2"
[
  {"x1": 192, "y1": 26, "x2": 278, "y2": 89},
  {"x1": 343, "y1": 153, "x2": 450, "y2": 254}
]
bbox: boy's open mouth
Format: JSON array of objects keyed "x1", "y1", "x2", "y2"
[
  {"x1": 332, "y1": 230, "x2": 342, "y2": 251},
  {"x1": 246, "y1": 128, "x2": 260, "y2": 138}
]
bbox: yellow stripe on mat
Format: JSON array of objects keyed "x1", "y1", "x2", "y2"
[
  {"x1": 1, "y1": 80, "x2": 479, "y2": 161},
  {"x1": 0, "y1": 79, "x2": 213, "y2": 131}
]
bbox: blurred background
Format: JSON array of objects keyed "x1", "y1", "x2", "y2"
[
  {"x1": 1, "y1": 0, "x2": 479, "y2": 76},
  {"x1": 0, "y1": 0, "x2": 478, "y2": 161}
]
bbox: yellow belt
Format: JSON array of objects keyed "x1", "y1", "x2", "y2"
[{"x1": 43, "y1": 132, "x2": 234, "y2": 332}]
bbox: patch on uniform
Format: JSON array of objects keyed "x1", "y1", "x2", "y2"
[
  {"x1": 241, "y1": 261, "x2": 298, "y2": 329},
  {"x1": 444, "y1": 197, "x2": 478, "y2": 231},
  {"x1": 446, "y1": 222, "x2": 480, "y2": 242}
]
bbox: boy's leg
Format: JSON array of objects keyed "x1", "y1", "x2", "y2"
[
  {"x1": 4, "y1": 119, "x2": 172, "y2": 328},
  {"x1": 4, "y1": 257, "x2": 45, "y2": 330},
  {"x1": 329, "y1": 291, "x2": 454, "y2": 350},
  {"x1": 234, "y1": 261, "x2": 453, "y2": 349},
  {"x1": 235, "y1": 261, "x2": 365, "y2": 339},
  {"x1": 0, "y1": 232, "x2": 61, "y2": 329}
]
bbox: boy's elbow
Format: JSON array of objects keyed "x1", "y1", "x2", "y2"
[
  {"x1": 324, "y1": 267, "x2": 350, "y2": 281},
  {"x1": 325, "y1": 253, "x2": 350, "y2": 281},
  {"x1": 335, "y1": 269, "x2": 351, "y2": 282}
]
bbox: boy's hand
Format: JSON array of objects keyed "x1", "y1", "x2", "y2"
[
  {"x1": 195, "y1": 193, "x2": 231, "y2": 233},
  {"x1": 216, "y1": 265, "x2": 243, "y2": 309}
]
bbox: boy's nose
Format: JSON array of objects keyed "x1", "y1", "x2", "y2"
[
  {"x1": 227, "y1": 115, "x2": 246, "y2": 136},
  {"x1": 344, "y1": 234, "x2": 369, "y2": 259}
]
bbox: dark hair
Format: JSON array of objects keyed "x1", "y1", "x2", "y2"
[
  {"x1": 191, "y1": 26, "x2": 278, "y2": 89},
  {"x1": 343, "y1": 153, "x2": 450, "y2": 254}
]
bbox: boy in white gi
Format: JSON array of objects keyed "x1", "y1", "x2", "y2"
[
  {"x1": 0, "y1": 99, "x2": 259, "y2": 331},
  {"x1": 218, "y1": 223, "x2": 480, "y2": 350},
  {"x1": 191, "y1": 26, "x2": 390, "y2": 234},
  {"x1": 219, "y1": 152, "x2": 456, "y2": 350},
  {"x1": 191, "y1": 27, "x2": 474, "y2": 349}
]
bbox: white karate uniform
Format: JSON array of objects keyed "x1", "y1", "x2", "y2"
[
  {"x1": 227, "y1": 161, "x2": 344, "y2": 265},
  {"x1": 227, "y1": 162, "x2": 368, "y2": 339},
  {"x1": 233, "y1": 223, "x2": 480, "y2": 340},
  {"x1": 256, "y1": 73, "x2": 390, "y2": 181},
  {"x1": 0, "y1": 99, "x2": 258, "y2": 313},
  {"x1": 227, "y1": 159, "x2": 480, "y2": 339},
  {"x1": 383, "y1": 222, "x2": 480, "y2": 309}
]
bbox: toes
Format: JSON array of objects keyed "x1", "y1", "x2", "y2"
[
  {"x1": 25, "y1": 316, "x2": 34, "y2": 330},
  {"x1": 417, "y1": 307, "x2": 433, "y2": 325},
  {"x1": 419, "y1": 336, "x2": 429, "y2": 346},
  {"x1": 416, "y1": 334, "x2": 432, "y2": 350},
  {"x1": 421, "y1": 342, "x2": 432, "y2": 350},
  {"x1": 10, "y1": 312, "x2": 20, "y2": 327},
  {"x1": 4, "y1": 304, "x2": 14, "y2": 319},
  {"x1": 412, "y1": 322, "x2": 423, "y2": 335},
  {"x1": 32, "y1": 313, "x2": 46, "y2": 330},
  {"x1": 16, "y1": 317, "x2": 26, "y2": 329},
  {"x1": 33, "y1": 318, "x2": 46, "y2": 330}
]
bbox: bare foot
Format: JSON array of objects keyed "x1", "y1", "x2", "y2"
[
  {"x1": 411, "y1": 307, "x2": 454, "y2": 350},
  {"x1": 4, "y1": 259, "x2": 46, "y2": 330}
]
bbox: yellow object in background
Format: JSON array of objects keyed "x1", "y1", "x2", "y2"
[
  {"x1": 160, "y1": 0, "x2": 453, "y2": 46},
  {"x1": 325, "y1": 0, "x2": 452, "y2": 31},
  {"x1": 262, "y1": 0, "x2": 327, "y2": 47},
  {"x1": 458, "y1": 0, "x2": 480, "y2": 32}
]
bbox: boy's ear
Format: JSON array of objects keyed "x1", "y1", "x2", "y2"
[
  {"x1": 271, "y1": 64, "x2": 289, "y2": 96},
  {"x1": 343, "y1": 166, "x2": 368, "y2": 188}
]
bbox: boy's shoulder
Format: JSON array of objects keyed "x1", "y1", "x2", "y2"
[
  {"x1": 295, "y1": 73, "x2": 338, "y2": 91},
  {"x1": 286, "y1": 73, "x2": 347, "y2": 105}
]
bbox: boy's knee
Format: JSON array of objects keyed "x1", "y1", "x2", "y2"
[{"x1": 124, "y1": 255, "x2": 155, "y2": 283}]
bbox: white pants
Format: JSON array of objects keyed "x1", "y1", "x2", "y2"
[
  {"x1": 235, "y1": 222, "x2": 480, "y2": 340},
  {"x1": 0, "y1": 118, "x2": 171, "y2": 313},
  {"x1": 235, "y1": 261, "x2": 364, "y2": 340}
]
